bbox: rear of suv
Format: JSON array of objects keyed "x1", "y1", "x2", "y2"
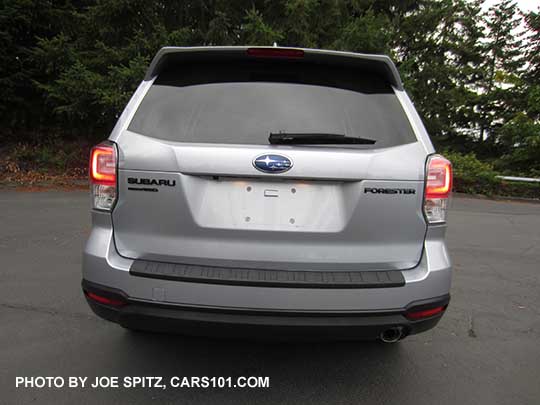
[{"x1": 82, "y1": 46, "x2": 452, "y2": 342}]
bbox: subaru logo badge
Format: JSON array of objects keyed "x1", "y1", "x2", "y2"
[{"x1": 253, "y1": 154, "x2": 293, "y2": 174}]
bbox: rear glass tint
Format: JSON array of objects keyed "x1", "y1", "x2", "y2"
[{"x1": 128, "y1": 61, "x2": 416, "y2": 148}]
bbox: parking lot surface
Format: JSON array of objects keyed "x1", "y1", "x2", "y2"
[{"x1": 1, "y1": 191, "x2": 539, "y2": 404}]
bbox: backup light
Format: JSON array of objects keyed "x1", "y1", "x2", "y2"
[
  {"x1": 90, "y1": 142, "x2": 117, "y2": 211},
  {"x1": 424, "y1": 155, "x2": 452, "y2": 223}
]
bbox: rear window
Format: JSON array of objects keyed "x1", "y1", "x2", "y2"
[{"x1": 128, "y1": 61, "x2": 416, "y2": 148}]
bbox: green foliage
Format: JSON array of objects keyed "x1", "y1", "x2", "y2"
[
  {"x1": 476, "y1": 0, "x2": 525, "y2": 143},
  {"x1": 0, "y1": 0, "x2": 82, "y2": 132},
  {"x1": 523, "y1": 10, "x2": 540, "y2": 90},
  {"x1": 333, "y1": 9, "x2": 392, "y2": 54},
  {"x1": 243, "y1": 8, "x2": 284, "y2": 45},
  {"x1": 444, "y1": 150, "x2": 540, "y2": 199},
  {"x1": 444, "y1": 151, "x2": 500, "y2": 195},
  {"x1": 496, "y1": 113, "x2": 540, "y2": 174},
  {"x1": 527, "y1": 85, "x2": 540, "y2": 119}
]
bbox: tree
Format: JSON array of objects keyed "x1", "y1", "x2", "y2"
[
  {"x1": 495, "y1": 9, "x2": 540, "y2": 174},
  {"x1": 392, "y1": 0, "x2": 484, "y2": 149},
  {"x1": 476, "y1": 0, "x2": 525, "y2": 143},
  {"x1": 333, "y1": 8, "x2": 392, "y2": 54},
  {"x1": 0, "y1": 0, "x2": 83, "y2": 137},
  {"x1": 522, "y1": 10, "x2": 540, "y2": 120},
  {"x1": 242, "y1": 8, "x2": 283, "y2": 45},
  {"x1": 497, "y1": 113, "x2": 540, "y2": 174},
  {"x1": 523, "y1": 11, "x2": 540, "y2": 88}
]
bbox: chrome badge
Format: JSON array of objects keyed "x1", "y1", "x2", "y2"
[{"x1": 253, "y1": 154, "x2": 293, "y2": 173}]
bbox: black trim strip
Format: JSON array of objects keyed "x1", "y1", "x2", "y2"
[{"x1": 129, "y1": 259, "x2": 405, "y2": 289}]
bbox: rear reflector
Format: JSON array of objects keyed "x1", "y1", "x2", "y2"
[
  {"x1": 247, "y1": 48, "x2": 304, "y2": 59},
  {"x1": 85, "y1": 291, "x2": 126, "y2": 307},
  {"x1": 90, "y1": 142, "x2": 117, "y2": 211},
  {"x1": 424, "y1": 154, "x2": 452, "y2": 223},
  {"x1": 405, "y1": 305, "x2": 445, "y2": 320}
]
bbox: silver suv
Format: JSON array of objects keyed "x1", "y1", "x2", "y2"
[{"x1": 82, "y1": 46, "x2": 452, "y2": 342}]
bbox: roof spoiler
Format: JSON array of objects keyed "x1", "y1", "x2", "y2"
[{"x1": 144, "y1": 46, "x2": 403, "y2": 90}]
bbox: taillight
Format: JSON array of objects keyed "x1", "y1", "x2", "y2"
[
  {"x1": 424, "y1": 154, "x2": 452, "y2": 223},
  {"x1": 90, "y1": 142, "x2": 117, "y2": 211},
  {"x1": 246, "y1": 48, "x2": 304, "y2": 59}
]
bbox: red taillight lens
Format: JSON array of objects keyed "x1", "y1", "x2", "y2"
[
  {"x1": 85, "y1": 291, "x2": 126, "y2": 307},
  {"x1": 426, "y1": 155, "x2": 452, "y2": 199},
  {"x1": 90, "y1": 142, "x2": 117, "y2": 211},
  {"x1": 405, "y1": 305, "x2": 446, "y2": 320},
  {"x1": 246, "y1": 48, "x2": 304, "y2": 59},
  {"x1": 90, "y1": 144, "x2": 116, "y2": 186},
  {"x1": 424, "y1": 154, "x2": 452, "y2": 223}
]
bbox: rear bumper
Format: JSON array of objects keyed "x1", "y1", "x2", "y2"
[
  {"x1": 82, "y1": 211, "x2": 452, "y2": 338},
  {"x1": 83, "y1": 280, "x2": 448, "y2": 340}
]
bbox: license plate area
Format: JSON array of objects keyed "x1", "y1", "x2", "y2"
[{"x1": 188, "y1": 177, "x2": 348, "y2": 232}]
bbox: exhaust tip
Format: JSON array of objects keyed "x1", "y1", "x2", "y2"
[{"x1": 379, "y1": 327, "x2": 403, "y2": 343}]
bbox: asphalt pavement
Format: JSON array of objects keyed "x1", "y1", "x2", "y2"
[{"x1": 1, "y1": 191, "x2": 539, "y2": 404}]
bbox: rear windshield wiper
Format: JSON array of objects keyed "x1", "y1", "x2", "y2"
[{"x1": 269, "y1": 132, "x2": 376, "y2": 145}]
